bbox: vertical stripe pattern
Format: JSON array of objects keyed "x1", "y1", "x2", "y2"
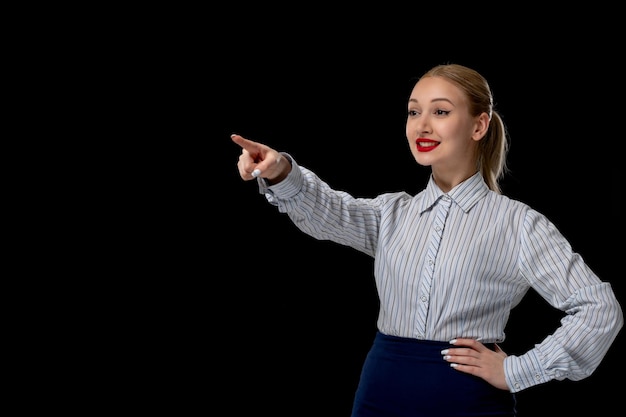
[
  {"x1": 258, "y1": 155, "x2": 624, "y2": 392},
  {"x1": 416, "y1": 194, "x2": 452, "y2": 338}
]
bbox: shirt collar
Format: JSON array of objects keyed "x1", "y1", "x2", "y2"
[{"x1": 419, "y1": 172, "x2": 490, "y2": 214}]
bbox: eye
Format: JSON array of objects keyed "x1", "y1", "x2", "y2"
[
  {"x1": 434, "y1": 109, "x2": 451, "y2": 116},
  {"x1": 408, "y1": 109, "x2": 420, "y2": 117}
]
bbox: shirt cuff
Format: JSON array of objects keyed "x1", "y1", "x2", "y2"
[
  {"x1": 258, "y1": 153, "x2": 303, "y2": 203},
  {"x1": 504, "y1": 349, "x2": 551, "y2": 392}
]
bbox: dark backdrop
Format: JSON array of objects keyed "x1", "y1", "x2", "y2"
[
  {"x1": 133, "y1": 19, "x2": 623, "y2": 416},
  {"x1": 211, "y1": 60, "x2": 622, "y2": 415}
]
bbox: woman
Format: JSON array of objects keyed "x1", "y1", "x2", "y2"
[{"x1": 231, "y1": 64, "x2": 623, "y2": 416}]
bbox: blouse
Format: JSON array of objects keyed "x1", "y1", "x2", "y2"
[{"x1": 257, "y1": 154, "x2": 623, "y2": 393}]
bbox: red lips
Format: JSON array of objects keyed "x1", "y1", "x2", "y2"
[{"x1": 416, "y1": 138, "x2": 439, "y2": 152}]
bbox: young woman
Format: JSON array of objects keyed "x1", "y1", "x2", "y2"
[{"x1": 231, "y1": 64, "x2": 623, "y2": 417}]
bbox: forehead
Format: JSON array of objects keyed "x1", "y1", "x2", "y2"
[{"x1": 409, "y1": 76, "x2": 466, "y2": 105}]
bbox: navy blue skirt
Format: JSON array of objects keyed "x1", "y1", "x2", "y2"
[{"x1": 351, "y1": 332, "x2": 517, "y2": 417}]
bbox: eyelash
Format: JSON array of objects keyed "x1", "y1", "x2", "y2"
[{"x1": 408, "y1": 109, "x2": 451, "y2": 117}]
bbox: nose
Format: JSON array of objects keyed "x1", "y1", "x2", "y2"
[{"x1": 412, "y1": 113, "x2": 431, "y2": 135}]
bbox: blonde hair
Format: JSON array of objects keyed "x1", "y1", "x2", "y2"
[{"x1": 421, "y1": 64, "x2": 509, "y2": 194}]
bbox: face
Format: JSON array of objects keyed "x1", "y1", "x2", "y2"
[{"x1": 406, "y1": 76, "x2": 488, "y2": 178}]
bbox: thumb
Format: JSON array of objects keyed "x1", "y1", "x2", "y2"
[
  {"x1": 231, "y1": 133, "x2": 281, "y2": 179},
  {"x1": 494, "y1": 343, "x2": 507, "y2": 358}
]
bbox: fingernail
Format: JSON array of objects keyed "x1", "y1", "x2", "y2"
[
  {"x1": 440, "y1": 349, "x2": 449, "y2": 355},
  {"x1": 449, "y1": 339, "x2": 457, "y2": 345},
  {"x1": 450, "y1": 363, "x2": 458, "y2": 368},
  {"x1": 251, "y1": 169, "x2": 261, "y2": 178}
]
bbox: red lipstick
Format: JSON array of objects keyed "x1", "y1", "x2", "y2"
[{"x1": 416, "y1": 138, "x2": 439, "y2": 152}]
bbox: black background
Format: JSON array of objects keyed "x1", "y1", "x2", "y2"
[{"x1": 125, "y1": 13, "x2": 624, "y2": 416}]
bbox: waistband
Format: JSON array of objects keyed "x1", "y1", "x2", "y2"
[{"x1": 375, "y1": 331, "x2": 496, "y2": 352}]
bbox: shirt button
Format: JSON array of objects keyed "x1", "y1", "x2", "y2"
[{"x1": 421, "y1": 295, "x2": 428, "y2": 302}]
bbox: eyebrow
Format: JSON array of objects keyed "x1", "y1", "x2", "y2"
[{"x1": 408, "y1": 97, "x2": 455, "y2": 106}]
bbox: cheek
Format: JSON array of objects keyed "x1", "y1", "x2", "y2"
[
  {"x1": 405, "y1": 120, "x2": 416, "y2": 138},
  {"x1": 438, "y1": 121, "x2": 468, "y2": 142},
  {"x1": 406, "y1": 125, "x2": 418, "y2": 149}
]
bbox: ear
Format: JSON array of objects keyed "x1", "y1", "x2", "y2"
[{"x1": 471, "y1": 112, "x2": 490, "y2": 141}]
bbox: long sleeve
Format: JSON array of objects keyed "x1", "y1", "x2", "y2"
[
  {"x1": 503, "y1": 209, "x2": 623, "y2": 392},
  {"x1": 256, "y1": 155, "x2": 624, "y2": 393},
  {"x1": 257, "y1": 153, "x2": 392, "y2": 257}
]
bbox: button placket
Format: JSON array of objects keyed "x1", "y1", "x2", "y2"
[{"x1": 415, "y1": 195, "x2": 452, "y2": 337}]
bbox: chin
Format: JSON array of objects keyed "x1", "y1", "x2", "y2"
[{"x1": 415, "y1": 155, "x2": 433, "y2": 167}]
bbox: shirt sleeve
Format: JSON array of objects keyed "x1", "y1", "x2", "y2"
[
  {"x1": 256, "y1": 153, "x2": 381, "y2": 257},
  {"x1": 504, "y1": 209, "x2": 623, "y2": 392}
]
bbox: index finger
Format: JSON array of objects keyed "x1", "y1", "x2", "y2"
[{"x1": 231, "y1": 133, "x2": 260, "y2": 154}]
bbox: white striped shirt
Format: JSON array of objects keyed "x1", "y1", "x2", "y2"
[{"x1": 258, "y1": 154, "x2": 623, "y2": 393}]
